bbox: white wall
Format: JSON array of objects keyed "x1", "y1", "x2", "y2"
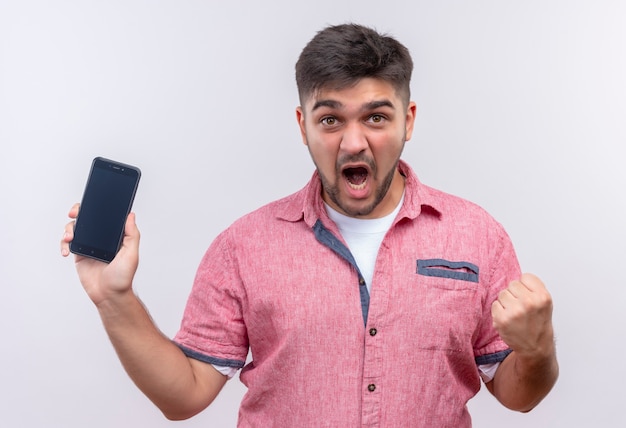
[{"x1": 1, "y1": 1, "x2": 624, "y2": 426}]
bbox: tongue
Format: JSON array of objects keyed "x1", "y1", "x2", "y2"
[{"x1": 345, "y1": 167, "x2": 367, "y2": 185}]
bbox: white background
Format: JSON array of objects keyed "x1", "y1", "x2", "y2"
[{"x1": 1, "y1": 1, "x2": 625, "y2": 427}]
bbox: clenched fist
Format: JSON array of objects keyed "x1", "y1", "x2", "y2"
[{"x1": 491, "y1": 273, "x2": 555, "y2": 359}]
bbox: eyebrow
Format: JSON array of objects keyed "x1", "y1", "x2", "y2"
[{"x1": 311, "y1": 99, "x2": 395, "y2": 112}]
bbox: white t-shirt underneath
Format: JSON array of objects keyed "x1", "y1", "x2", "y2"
[{"x1": 325, "y1": 199, "x2": 402, "y2": 293}]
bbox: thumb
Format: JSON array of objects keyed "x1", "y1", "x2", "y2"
[{"x1": 121, "y1": 212, "x2": 140, "y2": 253}]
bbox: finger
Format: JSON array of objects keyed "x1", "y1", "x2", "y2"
[
  {"x1": 496, "y1": 287, "x2": 517, "y2": 309},
  {"x1": 520, "y1": 273, "x2": 553, "y2": 313},
  {"x1": 519, "y1": 272, "x2": 545, "y2": 292},
  {"x1": 126, "y1": 212, "x2": 139, "y2": 238},
  {"x1": 109, "y1": 213, "x2": 141, "y2": 270},
  {"x1": 120, "y1": 212, "x2": 140, "y2": 252},
  {"x1": 491, "y1": 298, "x2": 504, "y2": 319},
  {"x1": 60, "y1": 227, "x2": 72, "y2": 256},
  {"x1": 64, "y1": 218, "x2": 75, "y2": 235},
  {"x1": 60, "y1": 241, "x2": 69, "y2": 256},
  {"x1": 491, "y1": 299, "x2": 512, "y2": 333},
  {"x1": 68, "y1": 203, "x2": 80, "y2": 219},
  {"x1": 505, "y1": 280, "x2": 528, "y2": 298},
  {"x1": 61, "y1": 203, "x2": 80, "y2": 257},
  {"x1": 60, "y1": 220, "x2": 76, "y2": 256}
]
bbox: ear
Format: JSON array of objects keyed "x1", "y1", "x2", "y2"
[
  {"x1": 404, "y1": 101, "x2": 417, "y2": 142},
  {"x1": 295, "y1": 106, "x2": 308, "y2": 146}
]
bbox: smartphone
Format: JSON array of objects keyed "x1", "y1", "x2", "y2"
[{"x1": 70, "y1": 157, "x2": 141, "y2": 263}]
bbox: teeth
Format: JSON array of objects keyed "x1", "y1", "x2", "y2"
[{"x1": 348, "y1": 180, "x2": 367, "y2": 190}]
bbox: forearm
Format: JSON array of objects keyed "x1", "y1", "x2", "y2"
[
  {"x1": 63, "y1": 209, "x2": 224, "y2": 418},
  {"x1": 488, "y1": 347, "x2": 559, "y2": 412},
  {"x1": 96, "y1": 290, "x2": 226, "y2": 419}
]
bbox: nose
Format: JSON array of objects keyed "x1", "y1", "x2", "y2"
[{"x1": 339, "y1": 122, "x2": 369, "y2": 155}]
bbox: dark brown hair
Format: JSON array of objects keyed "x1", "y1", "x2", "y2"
[{"x1": 295, "y1": 23, "x2": 413, "y2": 105}]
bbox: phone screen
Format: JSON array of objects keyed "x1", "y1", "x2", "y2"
[{"x1": 70, "y1": 157, "x2": 141, "y2": 262}]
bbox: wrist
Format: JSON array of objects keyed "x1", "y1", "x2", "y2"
[
  {"x1": 513, "y1": 338, "x2": 557, "y2": 376},
  {"x1": 95, "y1": 287, "x2": 139, "y2": 319}
]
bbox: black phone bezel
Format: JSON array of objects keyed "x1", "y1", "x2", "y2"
[{"x1": 69, "y1": 157, "x2": 141, "y2": 263}]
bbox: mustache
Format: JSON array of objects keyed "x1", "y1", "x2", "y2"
[{"x1": 336, "y1": 154, "x2": 375, "y2": 172}]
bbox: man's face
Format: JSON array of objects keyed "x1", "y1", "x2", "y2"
[{"x1": 296, "y1": 78, "x2": 416, "y2": 219}]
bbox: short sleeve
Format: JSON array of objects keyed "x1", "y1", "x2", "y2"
[
  {"x1": 473, "y1": 223, "x2": 520, "y2": 365},
  {"x1": 173, "y1": 230, "x2": 249, "y2": 368}
]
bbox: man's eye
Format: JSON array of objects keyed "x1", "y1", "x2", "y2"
[
  {"x1": 321, "y1": 117, "x2": 337, "y2": 126},
  {"x1": 369, "y1": 114, "x2": 385, "y2": 123}
]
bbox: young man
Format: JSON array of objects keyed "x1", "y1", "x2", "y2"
[{"x1": 61, "y1": 23, "x2": 558, "y2": 427}]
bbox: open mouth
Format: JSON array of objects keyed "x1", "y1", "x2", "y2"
[{"x1": 343, "y1": 167, "x2": 369, "y2": 190}]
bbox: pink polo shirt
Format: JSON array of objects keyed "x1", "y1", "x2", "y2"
[{"x1": 173, "y1": 160, "x2": 520, "y2": 427}]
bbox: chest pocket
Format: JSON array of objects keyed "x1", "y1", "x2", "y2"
[
  {"x1": 417, "y1": 258, "x2": 479, "y2": 290},
  {"x1": 411, "y1": 259, "x2": 481, "y2": 351}
]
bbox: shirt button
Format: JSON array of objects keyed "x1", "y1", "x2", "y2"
[
  {"x1": 369, "y1": 328, "x2": 377, "y2": 336},
  {"x1": 368, "y1": 384, "x2": 376, "y2": 392},
  {"x1": 359, "y1": 277, "x2": 366, "y2": 286}
]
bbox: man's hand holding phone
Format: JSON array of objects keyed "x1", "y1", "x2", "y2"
[
  {"x1": 61, "y1": 157, "x2": 142, "y2": 306},
  {"x1": 59, "y1": 157, "x2": 227, "y2": 416},
  {"x1": 61, "y1": 203, "x2": 141, "y2": 306}
]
